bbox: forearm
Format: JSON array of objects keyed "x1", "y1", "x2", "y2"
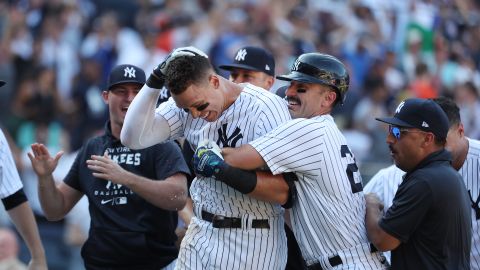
[
  {"x1": 365, "y1": 203, "x2": 400, "y2": 251},
  {"x1": 38, "y1": 175, "x2": 68, "y2": 220},
  {"x1": 125, "y1": 172, "x2": 188, "y2": 210},
  {"x1": 365, "y1": 203, "x2": 383, "y2": 246},
  {"x1": 121, "y1": 85, "x2": 171, "y2": 149},
  {"x1": 7, "y1": 202, "x2": 46, "y2": 262},
  {"x1": 213, "y1": 164, "x2": 288, "y2": 204},
  {"x1": 248, "y1": 171, "x2": 289, "y2": 204},
  {"x1": 223, "y1": 145, "x2": 266, "y2": 170}
]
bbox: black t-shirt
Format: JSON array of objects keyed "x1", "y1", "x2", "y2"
[
  {"x1": 380, "y1": 150, "x2": 471, "y2": 270},
  {"x1": 64, "y1": 122, "x2": 190, "y2": 269}
]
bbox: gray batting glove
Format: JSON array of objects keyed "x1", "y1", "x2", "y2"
[{"x1": 146, "y1": 46, "x2": 209, "y2": 89}]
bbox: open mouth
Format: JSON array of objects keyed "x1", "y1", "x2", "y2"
[
  {"x1": 201, "y1": 111, "x2": 210, "y2": 120},
  {"x1": 287, "y1": 97, "x2": 301, "y2": 109},
  {"x1": 122, "y1": 106, "x2": 129, "y2": 113}
]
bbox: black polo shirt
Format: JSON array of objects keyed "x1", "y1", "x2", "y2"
[
  {"x1": 64, "y1": 122, "x2": 190, "y2": 269},
  {"x1": 380, "y1": 150, "x2": 471, "y2": 270}
]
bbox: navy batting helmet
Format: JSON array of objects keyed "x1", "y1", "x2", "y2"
[{"x1": 277, "y1": 53, "x2": 349, "y2": 105}]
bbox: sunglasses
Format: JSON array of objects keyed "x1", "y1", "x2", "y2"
[{"x1": 389, "y1": 125, "x2": 430, "y2": 140}]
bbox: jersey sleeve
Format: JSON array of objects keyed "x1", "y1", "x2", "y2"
[
  {"x1": 379, "y1": 178, "x2": 433, "y2": 243},
  {"x1": 155, "y1": 98, "x2": 186, "y2": 140},
  {"x1": 250, "y1": 118, "x2": 321, "y2": 174},
  {"x1": 154, "y1": 141, "x2": 191, "y2": 179},
  {"x1": 0, "y1": 130, "x2": 23, "y2": 199}
]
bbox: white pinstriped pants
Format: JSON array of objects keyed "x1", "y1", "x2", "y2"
[{"x1": 175, "y1": 216, "x2": 287, "y2": 270}]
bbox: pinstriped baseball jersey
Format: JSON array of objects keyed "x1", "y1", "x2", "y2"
[
  {"x1": 157, "y1": 83, "x2": 290, "y2": 219},
  {"x1": 460, "y1": 138, "x2": 480, "y2": 269},
  {"x1": 365, "y1": 138, "x2": 480, "y2": 269},
  {"x1": 250, "y1": 115, "x2": 386, "y2": 268},
  {"x1": 364, "y1": 165, "x2": 404, "y2": 213},
  {"x1": 157, "y1": 83, "x2": 291, "y2": 269},
  {"x1": 0, "y1": 129, "x2": 23, "y2": 199}
]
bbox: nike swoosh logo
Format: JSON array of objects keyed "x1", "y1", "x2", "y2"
[{"x1": 101, "y1": 199, "x2": 113, "y2": 204}]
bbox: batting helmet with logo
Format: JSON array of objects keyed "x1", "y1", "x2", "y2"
[{"x1": 277, "y1": 53, "x2": 349, "y2": 105}]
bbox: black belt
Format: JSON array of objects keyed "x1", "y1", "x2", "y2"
[
  {"x1": 307, "y1": 243, "x2": 379, "y2": 270},
  {"x1": 201, "y1": 210, "x2": 270, "y2": 229}
]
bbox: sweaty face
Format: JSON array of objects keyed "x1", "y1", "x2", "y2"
[
  {"x1": 285, "y1": 81, "x2": 334, "y2": 119},
  {"x1": 105, "y1": 83, "x2": 142, "y2": 127},
  {"x1": 171, "y1": 80, "x2": 221, "y2": 122},
  {"x1": 229, "y1": 69, "x2": 272, "y2": 90}
]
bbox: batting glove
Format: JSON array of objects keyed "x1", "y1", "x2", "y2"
[
  {"x1": 147, "y1": 46, "x2": 208, "y2": 89},
  {"x1": 193, "y1": 140, "x2": 224, "y2": 178}
]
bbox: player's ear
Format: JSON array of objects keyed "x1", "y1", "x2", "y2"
[
  {"x1": 266, "y1": 76, "x2": 274, "y2": 90},
  {"x1": 325, "y1": 90, "x2": 337, "y2": 107},
  {"x1": 457, "y1": 123, "x2": 465, "y2": 137},
  {"x1": 101, "y1": 90, "x2": 109, "y2": 104},
  {"x1": 209, "y1": 74, "x2": 220, "y2": 90}
]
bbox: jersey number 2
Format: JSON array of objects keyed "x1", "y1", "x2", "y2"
[{"x1": 340, "y1": 145, "x2": 363, "y2": 194}]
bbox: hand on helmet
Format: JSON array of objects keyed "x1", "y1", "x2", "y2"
[{"x1": 147, "y1": 46, "x2": 209, "y2": 89}]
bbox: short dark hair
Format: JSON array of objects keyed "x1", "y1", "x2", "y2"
[
  {"x1": 165, "y1": 55, "x2": 213, "y2": 95},
  {"x1": 432, "y1": 96, "x2": 461, "y2": 128}
]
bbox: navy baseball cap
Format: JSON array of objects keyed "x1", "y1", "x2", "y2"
[
  {"x1": 219, "y1": 46, "x2": 275, "y2": 76},
  {"x1": 376, "y1": 98, "x2": 449, "y2": 140},
  {"x1": 0, "y1": 80, "x2": 5, "y2": 87},
  {"x1": 107, "y1": 64, "x2": 146, "y2": 90}
]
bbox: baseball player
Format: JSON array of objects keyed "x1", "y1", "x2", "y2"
[
  {"x1": 365, "y1": 96, "x2": 480, "y2": 269},
  {"x1": 121, "y1": 47, "x2": 292, "y2": 269},
  {"x1": 219, "y1": 46, "x2": 276, "y2": 90},
  {"x1": 27, "y1": 65, "x2": 190, "y2": 270},
  {"x1": 0, "y1": 80, "x2": 47, "y2": 270},
  {"x1": 219, "y1": 45, "x2": 306, "y2": 270},
  {"x1": 193, "y1": 53, "x2": 388, "y2": 269}
]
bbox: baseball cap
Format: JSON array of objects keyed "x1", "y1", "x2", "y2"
[
  {"x1": 376, "y1": 98, "x2": 449, "y2": 140},
  {"x1": 219, "y1": 46, "x2": 275, "y2": 76},
  {"x1": 107, "y1": 64, "x2": 146, "y2": 90}
]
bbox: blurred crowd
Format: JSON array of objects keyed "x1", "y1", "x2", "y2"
[{"x1": 1, "y1": 0, "x2": 480, "y2": 268}]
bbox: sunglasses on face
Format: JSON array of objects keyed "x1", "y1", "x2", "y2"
[{"x1": 389, "y1": 125, "x2": 430, "y2": 140}]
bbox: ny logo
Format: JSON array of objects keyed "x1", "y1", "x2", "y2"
[
  {"x1": 217, "y1": 123, "x2": 243, "y2": 148},
  {"x1": 159, "y1": 88, "x2": 169, "y2": 100},
  {"x1": 292, "y1": 60, "x2": 300, "y2": 71},
  {"x1": 124, "y1": 67, "x2": 136, "y2": 78},
  {"x1": 235, "y1": 49, "x2": 247, "y2": 62},
  {"x1": 395, "y1": 101, "x2": 405, "y2": 114}
]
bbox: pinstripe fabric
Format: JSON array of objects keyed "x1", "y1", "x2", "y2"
[
  {"x1": 0, "y1": 129, "x2": 23, "y2": 199},
  {"x1": 364, "y1": 164, "x2": 404, "y2": 263},
  {"x1": 159, "y1": 84, "x2": 291, "y2": 269},
  {"x1": 250, "y1": 115, "x2": 386, "y2": 269},
  {"x1": 365, "y1": 138, "x2": 480, "y2": 269},
  {"x1": 461, "y1": 138, "x2": 480, "y2": 270}
]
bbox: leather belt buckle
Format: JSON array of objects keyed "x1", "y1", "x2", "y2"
[{"x1": 212, "y1": 214, "x2": 232, "y2": 228}]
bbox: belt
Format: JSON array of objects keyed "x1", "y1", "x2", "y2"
[
  {"x1": 307, "y1": 243, "x2": 379, "y2": 270},
  {"x1": 201, "y1": 210, "x2": 270, "y2": 229}
]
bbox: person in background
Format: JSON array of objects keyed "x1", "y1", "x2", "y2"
[
  {"x1": 0, "y1": 80, "x2": 47, "y2": 270},
  {"x1": 27, "y1": 65, "x2": 190, "y2": 270}
]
